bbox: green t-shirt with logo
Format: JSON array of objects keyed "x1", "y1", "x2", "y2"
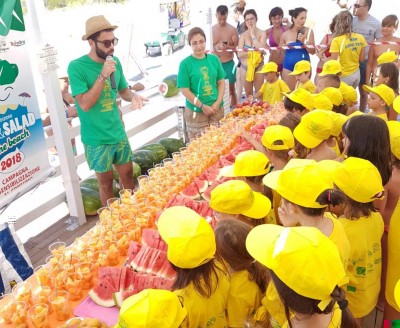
[
  {"x1": 68, "y1": 55, "x2": 128, "y2": 145},
  {"x1": 177, "y1": 53, "x2": 225, "y2": 112}
]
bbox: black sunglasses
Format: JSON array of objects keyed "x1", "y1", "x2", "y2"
[
  {"x1": 353, "y1": 4, "x2": 367, "y2": 8},
  {"x1": 94, "y1": 37, "x2": 119, "y2": 48}
]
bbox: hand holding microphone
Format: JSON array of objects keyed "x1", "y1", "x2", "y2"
[{"x1": 105, "y1": 55, "x2": 116, "y2": 89}]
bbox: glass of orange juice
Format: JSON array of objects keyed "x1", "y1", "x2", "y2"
[
  {"x1": 5, "y1": 300, "x2": 27, "y2": 326},
  {"x1": 28, "y1": 303, "x2": 50, "y2": 328},
  {"x1": 48, "y1": 290, "x2": 71, "y2": 321}
]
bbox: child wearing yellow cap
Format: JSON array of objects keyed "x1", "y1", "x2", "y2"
[
  {"x1": 247, "y1": 225, "x2": 357, "y2": 328},
  {"x1": 373, "y1": 62, "x2": 399, "y2": 120},
  {"x1": 363, "y1": 84, "x2": 396, "y2": 121},
  {"x1": 249, "y1": 62, "x2": 290, "y2": 105},
  {"x1": 157, "y1": 206, "x2": 230, "y2": 328},
  {"x1": 260, "y1": 159, "x2": 351, "y2": 327},
  {"x1": 289, "y1": 60, "x2": 316, "y2": 93},
  {"x1": 327, "y1": 157, "x2": 385, "y2": 324},
  {"x1": 282, "y1": 88, "x2": 313, "y2": 116},
  {"x1": 384, "y1": 121, "x2": 400, "y2": 320},
  {"x1": 320, "y1": 87, "x2": 346, "y2": 115},
  {"x1": 115, "y1": 289, "x2": 187, "y2": 328},
  {"x1": 293, "y1": 109, "x2": 337, "y2": 161},
  {"x1": 215, "y1": 219, "x2": 269, "y2": 327},
  {"x1": 209, "y1": 180, "x2": 272, "y2": 227}
]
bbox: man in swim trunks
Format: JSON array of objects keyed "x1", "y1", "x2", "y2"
[
  {"x1": 68, "y1": 15, "x2": 147, "y2": 206},
  {"x1": 213, "y1": 5, "x2": 239, "y2": 107}
]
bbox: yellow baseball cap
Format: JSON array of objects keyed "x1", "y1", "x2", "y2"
[
  {"x1": 263, "y1": 159, "x2": 334, "y2": 208},
  {"x1": 318, "y1": 60, "x2": 342, "y2": 76},
  {"x1": 293, "y1": 110, "x2": 334, "y2": 148},
  {"x1": 339, "y1": 82, "x2": 358, "y2": 105},
  {"x1": 387, "y1": 121, "x2": 400, "y2": 160},
  {"x1": 320, "y1": 87, "x2": 343, "y2": 106},
  {"x1": 333, "y1": 157, "x2": 384, "y2": 203},
  {"x1": 328, "y1": 112, "x2": 348, "y2": 137},
  {"x1": 157, "y1": 206, "x2": 216, "y2": 269},
  {"x1": 261, "y1": 125, "x2": 295, "y2": 150},
  {"x1": 282, "y1": 88, "x2": 314, "y2": 110},
  {"x1": 363, "y1": 84, "x2": 395, "y2": 106},
  {"x1": 115, "y1": 289, "x2": 187, "y2": 328},
  {"x1": 220, "y1": 150, "x2": 271, "y2": 177},
  {"x1": 210, "y1": 180, "x2": 271, "y2": 219},
  {"x1": 377, "y1": 51, "x2": 398, "y2": 65},
  {"x1": 246, "y1": 224, "x2": 349, "y2": 310},
  {"x1": 393, "y1": 95, "x2": 400, "y2": 113},
  {"x1": 256, "y1": 62, "x2": 278, "y2": 73},
  {"x1": 312, "y1": 93, "x2": 333, "y2": 111},
  {"x1": 289, "y1": 60, "x2": 311, "y2": 75}
]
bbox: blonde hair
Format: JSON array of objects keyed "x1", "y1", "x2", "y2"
[{"x1": 334, "y1": 11, "x2": 353, "y2": 38}]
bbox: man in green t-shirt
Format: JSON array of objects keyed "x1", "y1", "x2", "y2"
[{"x1": 68, "y1": 15, "x2": 146, "y2": 206}]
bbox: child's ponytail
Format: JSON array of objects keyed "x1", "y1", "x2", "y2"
[{"x1": 330, "y1": 286, "x2": 360, "y2": 328}]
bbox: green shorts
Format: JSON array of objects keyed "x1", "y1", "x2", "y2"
[
  {"x1": 84, "y1": 137, "x2": 133, "y2": 173},
  {"x1": 222, "y1": 60, "x2": 236, "y2": 84}
]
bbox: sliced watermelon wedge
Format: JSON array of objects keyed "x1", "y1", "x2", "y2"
[
  {"x1": 142, "y1": 229, "x2": 163, "y2": 249},
  {"x1": 180, "y1": 183, "x2": 201, "y2": 200},
  {"x1": 130, "y1": 244, "x2": 147, "y2": 270},
  {"x1": 88, "y1": 278, "x2": 117, "y2": 307},
  {"x1": 126, "y1": 241, "x2": 142, "y2": 266},
  {"x1": 98, "y1": 267, "x2": 122, "y2": 292}
]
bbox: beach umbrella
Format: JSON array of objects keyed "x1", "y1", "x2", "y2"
[{"x1": 19, "y1": 92, "x2": 31, "y2": 105}]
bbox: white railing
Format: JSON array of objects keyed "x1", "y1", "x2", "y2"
[{"x1": 1, "y1": 87, "x2": 185, "y2": 233}]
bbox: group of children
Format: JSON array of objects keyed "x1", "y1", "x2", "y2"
[{"x1": 113, "y1": 58, "x2": 400, "y2": 328}]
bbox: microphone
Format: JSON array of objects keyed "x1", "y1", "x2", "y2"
[{"x1": 106, "y1": 55, "x2": 116, "y2": 89}]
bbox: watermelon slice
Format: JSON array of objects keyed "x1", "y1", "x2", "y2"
[
  {"x1": 88, "y1": 278, "x2": 117, "y2": 307},
  {"x1": 98, "y1": 267, "x2": 122, "y2": 292},
  {"x1": 154, "y1": 276, "x2": 175, "y2": 290},
  {"x1": 180, "y1": 182, "x2": 201, "y2": 200},
  {"x1": 130, "y1": 245, "x2": 147, "y2": 270},
  {"x1": 193, "y1": 178, "x2": 208, "y2": 194},
  {"x1": 136, "y1": 246, "x2": 154, "y2": 273},
  {"x1": 126, "y1": 241, "x2": 142, "y2": 265},
  {"x1": 147, "y1": 249, "x2": 168, "y2": 275},
  {"x1": 113, "y1": 289, "x2": 138, "y2": 308},
  {"x1": 158, "y1": 259, "x2": 176, "y2": 279},
  {"x1": 142, "y1": 229, "x2": 163, "y2": 249},
  {"x1": 204, "y1": 167, "x2": 221, "y2": 186}
]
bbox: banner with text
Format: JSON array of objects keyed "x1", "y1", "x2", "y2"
[{"x1": 0, "y1": 0, "x2": 52, "y2": 209}]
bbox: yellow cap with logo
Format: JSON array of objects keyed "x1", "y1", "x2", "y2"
[
  {"x1": 318, "y1": 60, "x2": 342, "y2": 76},
  {"x1": 312, "y1": 93, "x2": 333, "y2": 111},
  {"x1": 263, "y1": 159, "x2": 333, "y2": 208},
  {"x1": 256, "y1": 62, "x2": 278, "y2": 73},
  {"x1": 293, "y1": 110, "x2": 334, "y2": 148},
  {"x1": 210, "y1": 180, "x2": 271, "y2": 219},
  {"x1": 246, "y1": 224, "x2": 349, "y2": 310},
  {"x1": 261, "y1": 125, "x2": 295, "y2": 150},
  {"x1": 289, "y1": 60, "x2": 311, "y2": 75},
  {"x1": 339, "y1": 82, "x2": 358, "y2": 105},
  {"x1": 115, "y1": 289, "x2": 187, "y2": 328},
  {"x1": 282, "y1": 88, "x2": 314, "y2": 110},
  {"x1": 377, "y1": 51, "x2": 398, "y2": 65},
  {"x1": 158, "y1": 206, "x2": 216, "y2": 269},
  {"x1": 220, "y1": 150, "x2": 270, "y2": 177},
  {"x1": 363, "y1": 84, "x2": 395, "y2": 106},
  {"x1": 320, "y1": 87, "x2": 343, "y2": 106}
]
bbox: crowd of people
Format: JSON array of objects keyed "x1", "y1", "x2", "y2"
[{"x1": 56, "y1": 1, "x2": 400, "y2": 326}]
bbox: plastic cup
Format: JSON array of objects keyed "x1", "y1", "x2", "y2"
[
  {"x1": 48, "y1": 290, "x2": 71, "y2": 321},
  {"x1": 49, "y1": 267, "x2": 68, "y2": 291},
  {"x1": 76, "y1": 262, "x2": 94, "y2": 290},
  {"x1": 12, "y1": 281, "x2": 32, "y2": 304},
  {"x1": 28, "y1": 303, "x2": 50, "y2": 328},
  {"x1": 137, "y1": 175, "x2": 149, "y2": 188},
  {"x1": 32, "y1": 287, "x2": 52, "y2": 314},
  {"x1": 5, "y1": 300, "x2": 27, "y2": 326},
  {"x1": 34, "y1": 265, "x2": 52, "y2": 288},
  {"x1": 97, "y1": 207, "x2": 111, "y2": 220},
  {"x1": 0, "y1": 294, "x2": 14, "y2": 324},
  {"x1": 103, "y1": 241, "x2": 119, "y2": 266},
  {"x1": 48, "y1": 241, "x2": 66, "y2": 259},
  {"x1": 115, "y1": 232, "x2": 129, "y2": 256},
  {"x1": 45, "y1": 254, "x2": 64, "y2": 270},
  {"x1": 107, "y1": 197, "x2": 120, "y2": 208},
  {"x1": 126, "y1": 222, "x2": 141, "y2": 242},
  {"x1": 63, "y1": 272, "x2": 83, "y2": 301}
]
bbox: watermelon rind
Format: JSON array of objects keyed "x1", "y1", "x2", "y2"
[
  {"x1": 80, "y1": 187, "x2": 102, "y2": 216},
  {"x1": 159, "y1": 74, "x2": 179, "y2": 98},
  {"x1": 88, "y1": 288, "x2": 115, "y2": 308},
  {"x1": 158, "y1": 138, "x2": 185, "y2": 156},
  {"x1": 113, "y1": 292, "x2": 123, "y2": 308},
  {"x1": 139, "y1": 143, "x2": 168, "y2": 164},
  {"x1": 81, "y1": 178, "x2": 120, "y2": 197},
  {"x1": 132, "y1": 150, "x2": 158, "y2": 175}
]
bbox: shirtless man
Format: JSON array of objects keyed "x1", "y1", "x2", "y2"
[{"x1": 212, "y1": 5, "x2": 239, "y2": 107}]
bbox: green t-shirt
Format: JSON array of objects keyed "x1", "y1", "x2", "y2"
[
  {"x1": 68, "y1": 55, "x2": 129, "y2": 145},
  {"x1": 177, "y1": 54, "x2": 225, "y2": 112}
]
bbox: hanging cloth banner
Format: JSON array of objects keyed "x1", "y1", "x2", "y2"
[{"x1": 0, "y1": 0, "x2": 53, "y2": 209}]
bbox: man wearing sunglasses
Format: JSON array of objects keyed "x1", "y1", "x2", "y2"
[{"x1": 68, "y1": 15, "x2": 147, "y2": 206}]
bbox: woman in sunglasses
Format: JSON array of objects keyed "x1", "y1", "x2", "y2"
[{"x1": 68, "y1": 15, "x2": 147, "y2": 207}]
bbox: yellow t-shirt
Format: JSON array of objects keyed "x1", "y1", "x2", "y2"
[
  {"x1": 227, "y1": 270, "x2": 264, "y2": 327},
  {"x1": 298, "y1": 80, "x2": 316, "y2": 93},
  {"x1": 386, "y1": 200, "x2": 400, "y2": 311},
  {"x1": 259, "y1": 79, "x2": 290, "y2": 104},
  {"x1": 340, "y1": 211, "x2": 384, "y2": 318},
  {"x1": 176, "y1": 269, "x2": 230, "y2": 328},
  {"x1": 368, "y1": 112, "x2": 388, "y2": 121},
  {"x1": 330, "y1": 33, "x2": 367, "y2": 77},
  {"x1": 260, "y1": 215, "x2": 350, "y2": 328}
]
